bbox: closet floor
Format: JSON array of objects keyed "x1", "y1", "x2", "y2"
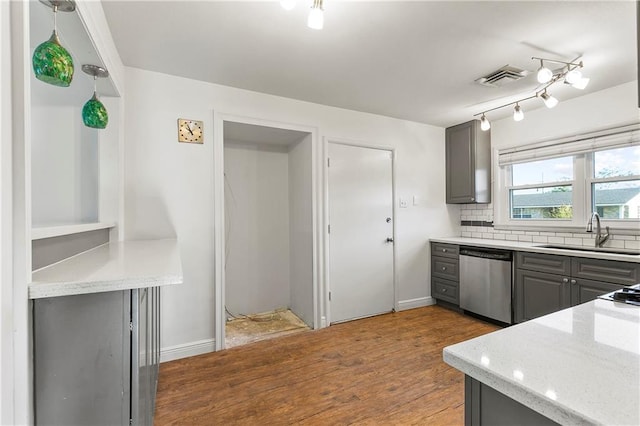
[{"x1": 225, "y1": 309, "x2": 310, "y2": 348}]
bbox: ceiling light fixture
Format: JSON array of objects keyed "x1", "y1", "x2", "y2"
[
  {"x1": 32, "y1": 0, "x2": 76, "y2": 87},
  {"x1": 474, "y1": 56, "x2": 588, "y2": 131},
  {"x1": 307, "y1": 0, "x2": 324, "y2": 29},
  {"x1": 81, "y1": 64, "x2": 109, "y2": 129},
  {"x1": 540, "y1": 90, "x2": 558, "y2": 109},
  {"x1": 536, "y1": 59, "x2": 553, "y2": 84},
  {"x1": 280, "y1": 0, "x2": 296, "y2": 11},
  {"x1": 480, "y1": 114, "x2": 491, "y2": 131},
  {"x1": 513, "y1": 103, "x2": 524, "y2": 121}
]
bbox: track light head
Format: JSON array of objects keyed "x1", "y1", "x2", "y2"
[
  {"x1": 513, "y1": 104, "x2": 524, "y2": 121},
  {"x1": 308, "y1": 0, "x2": 324, "y2": 29},
  {"x1": 540, "y1": 91, "x2": 558, "y2": 109},
  {"x1": 280, "y1": 0, "x2": 296, "y2": 10},
  {"x1": 480, "y1": 114, "x2": 491, "y2": 131},
  {"x1": 571, "y1": 77, "x2": 590, "y2": 90},
  {"x1": 564, "y1": 68, "x2": 582, "y2": 85},
  {"x1": 537, "y1": 60, "x2": 553, "y2": 84}
]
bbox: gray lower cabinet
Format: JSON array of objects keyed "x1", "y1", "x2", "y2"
[
  {"x1": 431, "y1": 243, "x2": 460, "y2": 305},
  {"x1": 515, "y1": 268, "x2": 571, "y2": 322},
  {"x1": 515, "y1": 252, "x2": 640, "y2": 323},
  {"x1": 465, "y1": 375, "x2": 559, "y2": 426},
  {"x1": 34, "y1": 288, "x2": 160, "y2": 426}
]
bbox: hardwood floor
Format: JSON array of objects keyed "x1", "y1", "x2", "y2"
[{"x1": 155, "y1": 305, "x2": 498, "y2": 425}]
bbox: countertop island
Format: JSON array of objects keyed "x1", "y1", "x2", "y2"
[{"x1": 444, "y1": 298, "x2": 640, "y2": 425}]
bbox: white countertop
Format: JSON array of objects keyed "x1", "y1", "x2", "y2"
[
  {"x1": 430, "y1": 236, "x2": 640, "y2": 263},
  {"x1": 30, "y1": 239, "x2": 183, "y2": 299},
  {"x1": 444, "y1": 299, "x2": 640, "y2": 425},
  {"x1": 32, "y1": 222, "x2": 116, "y2": 240}
]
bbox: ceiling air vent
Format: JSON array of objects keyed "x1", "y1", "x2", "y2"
[{"x1": 475, "y1": 65, "x2": 529, "y2": 88}]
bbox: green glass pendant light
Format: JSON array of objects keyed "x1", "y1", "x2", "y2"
[
  {"x1": 81, "y1": 64, "x2": 109, "y2": 129},
  {"x1": 32, "y1": 0, "x2": 76, "y2": 87}
]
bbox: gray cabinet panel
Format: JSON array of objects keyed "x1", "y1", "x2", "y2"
[
  {"x1": 465, "y1": 376, "x2": 559, "y2": 426},
  {"x1": 432, "y1": 256, "x2": 459, "y2": 280},
  {"x1": 571, "y1": 278, "x2": 624, "y2": 305},
  {"x1": 446, "y1": 120, "x2": 491, "y2": 204},
  {"x1": 516, "y1": 252, "x2": 571, "y2": 275},
  {"x1": 430, "y1": 242, "x2": 460, "y2": 306},
  {"x1": 571, "y1": 257, "x2": 640, "y2": 286},
  {"x1": 432, "y1": 276, "x2": 459, "y2": 305},
  {"x1": 515, "y1": 269, "x2": 570, "y2": 323},
  {"x1": 35, "y1": 288, "x2": 161, "y2": 426},
  {"x1": 431, "y1": 242, "x2": 459, "y2": 259},
  {"x1": 34, "y1": 291, "x2": 130, "y2": 426},
  {"x1": 515, "y1": 252, "x2": 637, "y2": 322}
]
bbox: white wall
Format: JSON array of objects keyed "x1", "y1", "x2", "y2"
[
  {"x1": 288, "y1": 135, "x2": 314, "y2": 326},
  {"x1": 31, "y1": 105, "x2": 99, "y2": 225},
  {"x1": 224, "y1": 141, "x2": 291, "y2": 315},
  {"x1": 123, "y1": 66, "x2": 455, "y2": 358},
  {"x1": 491, "y1": 81, "x2": 639, "y2": 150}
]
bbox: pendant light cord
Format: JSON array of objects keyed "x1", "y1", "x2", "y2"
[{"x1": 53, "y1": 5, "x2": 58, "y2": 33}]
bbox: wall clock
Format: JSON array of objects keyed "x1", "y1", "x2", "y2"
[{"x1": 177, "y1": 118, "x2": 203, "y2": 144}]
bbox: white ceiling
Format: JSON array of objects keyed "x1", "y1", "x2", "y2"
[{"x1": 102, "y1": 1, "x2": 637, "y2": 128}]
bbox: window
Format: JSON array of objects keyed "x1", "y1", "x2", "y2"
[
  {"x1": 509, "y1": 157, "x2": 574, "y2": 220},
  {"x1": 497, "y1": 125, "x2": 640, "y2": 229},
  {"x1": 591, "y1": 145, "x2": 640, "y2": 220}
]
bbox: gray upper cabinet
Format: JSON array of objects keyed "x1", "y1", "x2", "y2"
[{"x1": 445, "y1": 120, "x2": 491, "y2": 204}]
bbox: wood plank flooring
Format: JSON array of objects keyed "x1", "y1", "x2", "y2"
[{"x1": 155, "y1": 305, "x2": 498, "y2": 425}]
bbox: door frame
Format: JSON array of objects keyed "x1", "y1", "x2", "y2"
[
  {"x1": 323, "y1": 137, "x2": 398, "y2": 325},
  {"x1": 212, "y1": 112, "x2": 321, "y2": 350}
]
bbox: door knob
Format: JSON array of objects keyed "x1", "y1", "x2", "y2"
[
  {"x1": 386, "y1": 217, "x2": 392, "y2": 223},
  {"x1": 386, "y1": 238, "x2": 394, "y2": 243}
]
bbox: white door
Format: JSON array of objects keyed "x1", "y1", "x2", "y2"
[{"x1": 328, "y1": 143, "x2": 394, "y2": 323}]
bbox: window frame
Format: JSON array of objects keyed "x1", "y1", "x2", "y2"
[
  {"x1": 495, "y1": 135, "x2": 640, "y2": 232},
  {"x1": 586, "y1": 149, "x2": 640, "y2": 223}
]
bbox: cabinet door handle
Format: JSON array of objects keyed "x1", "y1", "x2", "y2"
[
  {"x1": 442, "y1": 266, "x2": 447, "y2": 271},
  {"x1": 562, "y1": 278, "x2": 569, "y2": 283},
  {"x1": 441, "y1": 288, "x2": 447, "y2": 293},
  {"x1": 570, "y1": 279, "x2": 577, "y2": 285},
  {"x1": 442, "y1": 248, "x2": 447, "y2": 253}
]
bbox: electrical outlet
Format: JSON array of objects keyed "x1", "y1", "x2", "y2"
[{"x1": 400, "y1": 198, "x2": 408, "y2": 208}]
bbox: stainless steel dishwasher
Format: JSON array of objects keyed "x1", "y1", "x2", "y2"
[{"x1": 459, "y1": 247, "x2": 513, "y2": 324}]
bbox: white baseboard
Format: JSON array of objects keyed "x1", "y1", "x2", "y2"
[
  {"x1": 397, "y1": 296, "x2": 435, "y2": 311},
  {"x1": 160, "y1": 338, "x2": 216, "y2": 363}
]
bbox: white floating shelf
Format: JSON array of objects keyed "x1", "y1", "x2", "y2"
[{"x1": 32, "y1": 222, "x2": 116, "y2": 240}]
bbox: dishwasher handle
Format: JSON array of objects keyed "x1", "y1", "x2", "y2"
[{"x1": 460, "y1": 248, "x2": 512, "y2": 261}]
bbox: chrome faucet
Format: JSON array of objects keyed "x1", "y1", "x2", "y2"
[{"x1": 586, "y1": 212, "x2": 610, "y2": 247}]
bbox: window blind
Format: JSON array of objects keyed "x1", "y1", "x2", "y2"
[{"x1": 498, "y1": 124, "x2": 640, "y2": 166}]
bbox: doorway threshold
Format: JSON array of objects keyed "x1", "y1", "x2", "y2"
[{"x1": 225, "y1": 309, "x2": 310, "y2": 349}]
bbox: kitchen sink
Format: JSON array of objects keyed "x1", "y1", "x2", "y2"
[{"x1": 536, "y1": 244, "x2": 640, "y2": 256}]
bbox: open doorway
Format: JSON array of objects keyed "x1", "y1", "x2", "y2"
[{"x1": 222, "y1": 121, "x2": 315, "y2": 348}]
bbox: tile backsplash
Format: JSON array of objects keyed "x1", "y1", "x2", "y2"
[{"x1": 459, "y1": 204, "x2": 640, "y2": 250}]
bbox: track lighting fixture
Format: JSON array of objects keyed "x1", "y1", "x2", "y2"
[
  {"x1": 480, "y1": 114, "x2": 491, "y2": 131},
  {"x1": 540, "y1": 91, "x2": 558, "y2": 109},
  {"x1": 280, "y1": 0, "x2": 296, "y2": 10},
  {"x1": 536, "y1": 59, "x2": 553, "y2": 84},
  {"x1": 513, "y1": 104, "x2": 524, "y2": 121},
  {"x1": 308, "y1": 0, "x2": 324, "y2": 29},
  {"x1": 474, "y1": 56, "x2": 589, "y2": 128},
  {"x1": 281, "y1": 0, "x2": 325, "y2": 29}
]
